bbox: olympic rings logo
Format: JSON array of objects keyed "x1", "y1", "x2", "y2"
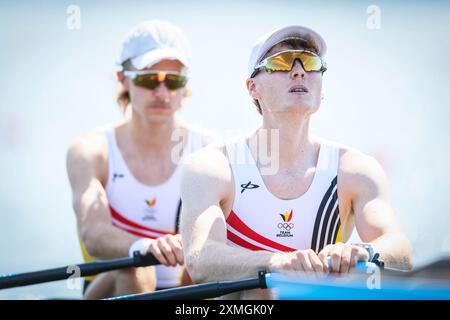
[{"x1": 277, "y1": 222, "x2": 294, "y2": 231}]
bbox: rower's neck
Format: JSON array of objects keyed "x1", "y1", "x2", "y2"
[
  {"x1": 125, "y1": 114, "x2": 180, "y2": 153},
  {"x1": 259, "y1": 111, "x2": 315, "y2": 168}
]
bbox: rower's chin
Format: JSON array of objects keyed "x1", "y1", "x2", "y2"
[
  {"x1": 143, "y1": 112, "x2": 175, "y2": 124},
  {"x1": 281, "y1": 103, "x2": 318, "y2": 112}
]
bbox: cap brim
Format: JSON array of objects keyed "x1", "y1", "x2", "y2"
[{"x1": 131, "y1": 48, "x2": 191, "y2": 70}]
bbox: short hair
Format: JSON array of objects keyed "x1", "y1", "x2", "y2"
[{"x1": 251, "y1": 38, "x2": 319, "y2": 115}]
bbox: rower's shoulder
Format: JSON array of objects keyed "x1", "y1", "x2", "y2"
[
  {"x1": 338, "y1": 145, "x2": 384, "y2": 178},
  {"x1": 181, "y1": 144, "x2": 233, "y2": 202},
  {"x1": 315, "y1": 136, "x2": 375, "y2": 165},
  {"x1": 316, "y1": 137, "x2": 388, "y2": 194},
  {"x1": 183, "y1": 144, "x2": 229, "y2": 176},
  {"x1": 66, "y1": 123, "x2": 116, "y2": 166},
  {"x1": 177, "y1": 121, "x2": 219, "y2": 147},
  {"x1": 184, "y1": 132, "x2": 258, "y2": 168}
]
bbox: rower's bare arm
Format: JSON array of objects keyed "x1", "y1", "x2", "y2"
[
  {"x1": 66, "y1": 134, "x2": 138, "y2": 259},
  {"x1": 180, "y1": 148, "x2": 282, "y2": 282},
  {"x1": 340, "y1": 151, "x2": 412, "y2": 270}
]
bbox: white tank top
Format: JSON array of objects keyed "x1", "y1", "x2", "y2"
[
  {"x1": 103, "y1": 126, "x2": 206, "y2": 288},
  {"x1": 225, "y1": 138, "x2": 345, "y2": 254}
]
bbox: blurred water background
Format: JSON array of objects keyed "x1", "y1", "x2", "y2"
[{"x1": 0, "y1": 0, "x2": 449, "y2": 299}]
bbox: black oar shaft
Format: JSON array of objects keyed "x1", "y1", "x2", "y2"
[
  {"x1": 107, "y1": 271, "x2": 268, "y2": 300},
  {"x1": 0, "y1": 252, "x2": 159, "y2": 290}
]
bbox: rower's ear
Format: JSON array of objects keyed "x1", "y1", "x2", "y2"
[
  {"x1": 183, "y1": 86, "x2": 191, "y2": 97},
  {"x1": 246, "y1": 78, "x2": 261, "y2": 100},
  {"x1": 117, "y1": 71, "x2": 129, "y2": 90}
]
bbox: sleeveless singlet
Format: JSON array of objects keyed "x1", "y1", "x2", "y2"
[
  {"x1": 79, "y1": 125, "x2": 207, "y2": 288},
  {"x1": 225, "y1": 138, "x2": 350, "y2": 254}
]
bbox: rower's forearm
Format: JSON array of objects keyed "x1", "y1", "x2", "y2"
[
  {"x1": 370, "y1": 233, "x2": 412, "y2": 270},
  {"x1": 81, "y1": 223, "x2": 138, "y2": 260},
  {"x1": 186, "y1": 241, "x2": 276, "y2": 283},
  {"x1": 75, "y1": 194, "x2": 139, "y2": 259}
]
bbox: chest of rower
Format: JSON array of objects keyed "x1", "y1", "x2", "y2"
[
  {"x1": 261, "y1": 167, "x2": 316, "y2": 200},
  {"x1": 264, "y1": 166, "x2": 353, "y2": 226},
  {"x1": 223, "y1": 165, "x2": 354, "y2": 239},
  {"x1": 122, "y1": 153, "x2": 178, "y2": 185}
]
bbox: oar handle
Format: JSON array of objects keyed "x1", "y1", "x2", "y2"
[
  {"x1": 326, "y1": 256, "x2": 379, "y2": 273},
  {"x1": 132, "y1": 251, "x2": 160, "y2": 268}
]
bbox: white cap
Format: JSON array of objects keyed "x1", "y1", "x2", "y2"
[
  {"x1": 117, "y1": 20, "x2": 192, "y2": 70},
  {"x1": 248, "y1": 25, "x2": 327, "y2": 77}
]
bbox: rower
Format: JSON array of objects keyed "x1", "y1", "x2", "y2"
[
  {"x1": 179, "y1": 25, "x2": 412, "y2": 299},
  {"x1": 66, "y1": 20, "x2": 213, "y2": 299}
]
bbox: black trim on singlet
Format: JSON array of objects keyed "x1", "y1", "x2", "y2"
[
  {"x1": 175, "y1": 199, "x2": 182, "y2": 234},
  {"x1": 328, "y1": 207, "x2": 341, "y2": 245},
  {"x1": 311, "y1": 176, "x2": 341, "y2": 252},
  {"x1": 317, "y1": 188, "x2": 338, "y2": 251}
]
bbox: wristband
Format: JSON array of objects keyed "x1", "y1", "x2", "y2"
[{"x1": 128, "y1": 238, "x2": 153, "y2": 258}]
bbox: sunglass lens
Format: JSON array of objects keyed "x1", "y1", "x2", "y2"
[
  {"x1": 165, "y1": 74, "x2": 187, "y2": 90},
  {"x1": 133, "y1": 74, "x2": 159, "y2": 89},
  {"x1": 133, "y1": 74, "x2": 187, "y2": 90},
  {"x1": 264, "y1": 51, "x2": 324, "y2": 73},
  {"x1": 265, "y1": 52, "x2": 294, "y2": 72},
  {"x1": 300, "y1": 52, "x2": 323, "y2": 72}
]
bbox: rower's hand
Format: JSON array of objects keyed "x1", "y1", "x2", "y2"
[
  {"x1": 318, "y1": 243, "x2": 369, "y2": 274},
  {"x1": 272, "y1": 249, "x2": 328, "y2": 275},
  {"x1": 147, "y1": 234, "x2": 184, "y2": 267}
]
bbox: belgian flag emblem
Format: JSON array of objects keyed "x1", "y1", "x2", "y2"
[
  {"x1": 145, "y1": 198, "x2": 156, "y2": 207},
  {"x1": 279, "y1": 209, "x2": 293, "y2": 222}
]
